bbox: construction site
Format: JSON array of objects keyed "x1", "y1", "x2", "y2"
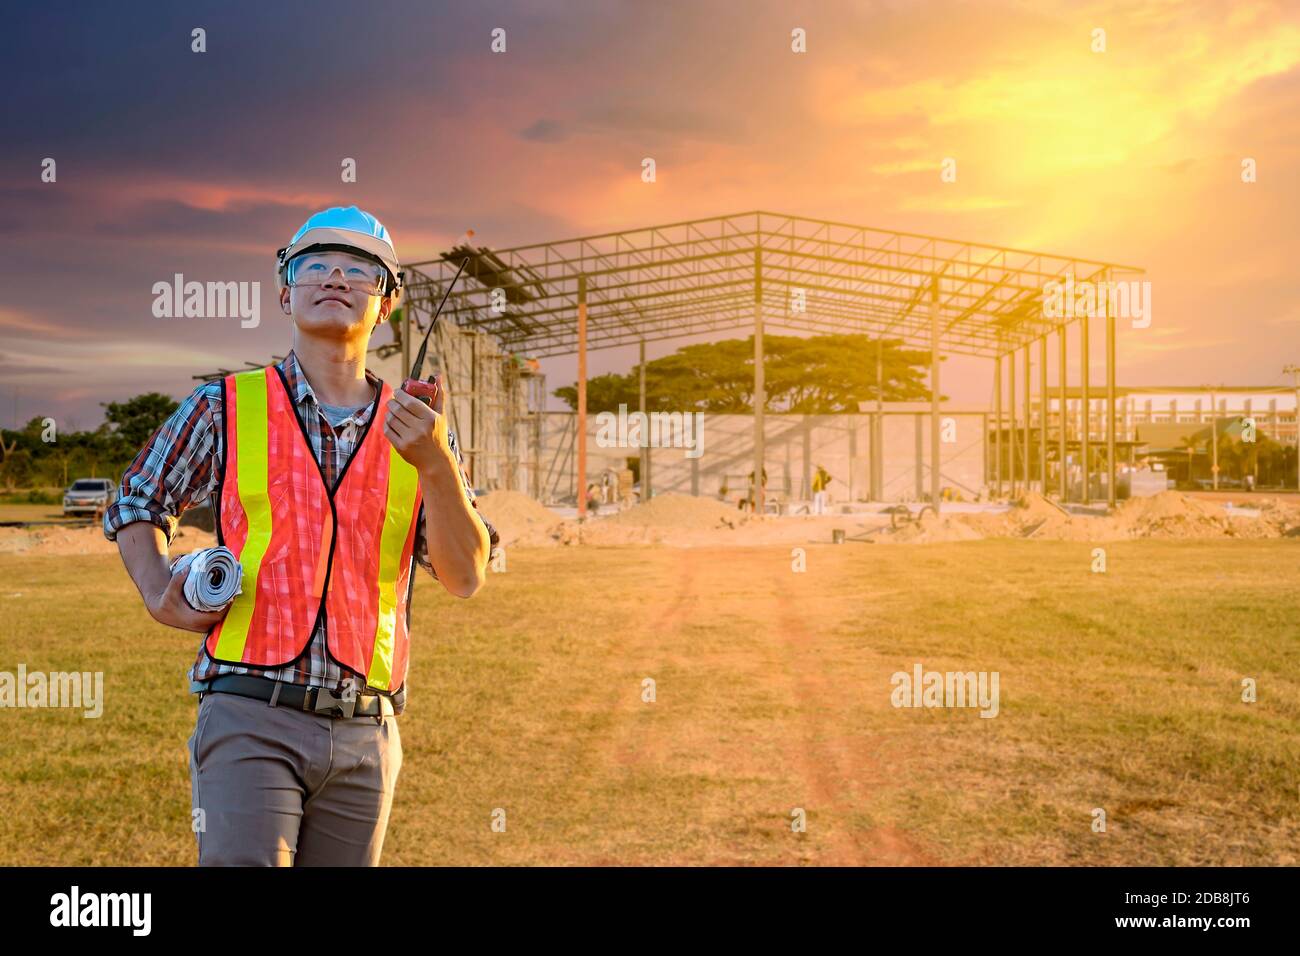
[
  {"x1": 203, "y1": 210, "x2": 1300, "y2": 552},
  {"x1": 6, "y1": 210, "x2": 1298, "y2": 561},
  {"x1": 8, "y1": 0, "x2": 1300, "y2": 884}
]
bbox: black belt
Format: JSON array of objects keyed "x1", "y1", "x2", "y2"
[{"x1": 200, "y1": 674, "x2": 404, "y2": 719}]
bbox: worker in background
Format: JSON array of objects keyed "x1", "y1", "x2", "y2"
[
  {"x1": 744, "y1": 466, "x2": 768, "y2": 512},
  {"x1": 811, "y1": 463, "x2": 833, "y2": 515},
  {"x1": 586, "y1": 481, "x2": 604, "y2": 513},
  {"x1": 105, "y1": 206, "x2": 498, "y2": 866}
]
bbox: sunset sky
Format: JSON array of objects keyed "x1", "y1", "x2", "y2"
[{"x1": 2, "y1": 0, "x2": 1298, "y2": 429}]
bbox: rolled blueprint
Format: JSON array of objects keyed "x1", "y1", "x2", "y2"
[{"x1": 169, "y1": 546, "x2": 243, "y2": 612}]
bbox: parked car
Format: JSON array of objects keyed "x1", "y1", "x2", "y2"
[{"x1": 63, "y1": 478, "x2": 117, "y2": 517}]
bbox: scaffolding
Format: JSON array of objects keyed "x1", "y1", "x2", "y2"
[
  {"x1": 201, "y1": 211, "x2": 1142, "y2": 511},
  {"x1": 396, "y1": 311, "x2": 545, "y2": 493},
  {"x1": 405, "y1": 211, "x2": 1144, "y2": 513}
]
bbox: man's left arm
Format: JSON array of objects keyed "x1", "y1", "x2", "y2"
[
  {"x1": 385, "y1": 385, "x2": 494, "y2": 598},
  {"x1": 412, "y1": 427, "x2": 499, "y2": 586}
]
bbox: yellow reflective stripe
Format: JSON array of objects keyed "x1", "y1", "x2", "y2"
[
  {"x1": 213, "y1": 370, "x2": 273, "y2": 662},
  {"x1": 367, "y1": 443, "x2": 421, "y2": 691}
]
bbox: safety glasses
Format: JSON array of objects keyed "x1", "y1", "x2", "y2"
[{"x1": 285, "y1": 251, "x2": 388, "y2": 297}]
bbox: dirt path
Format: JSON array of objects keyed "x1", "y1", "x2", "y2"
[
  {"x1": 589, "y1": 546, "x2": 938, "y2": 864},
  {"x1": 765, "y1": 560, "x2": 938, "y2": 865}
]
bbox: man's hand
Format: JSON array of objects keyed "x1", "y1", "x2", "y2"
[
  {"x1": 386, "y1": 375, "x2": 455, "y2": 476},
  {"x1": 146, "y1": 566, "x2": 230, "y2": 633}
]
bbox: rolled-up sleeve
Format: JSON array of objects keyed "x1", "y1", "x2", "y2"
[
  {"x1": 414, "y1": 427, "x2": 500, "y2": 579},
  {"x1": 103, "y1": 383, "x2": 221, "y2": 546}
]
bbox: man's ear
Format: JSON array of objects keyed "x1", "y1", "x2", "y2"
[{"x1": 279, "y1": 285, "x2": 292, "y2": 315}]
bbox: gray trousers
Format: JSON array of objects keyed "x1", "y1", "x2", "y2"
[{"x1": 187, "y1": 690, "x2": 403, "y2": 866}]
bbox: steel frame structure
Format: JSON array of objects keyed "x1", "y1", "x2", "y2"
[{"x1": 402, "y1": 211, "x2": 1143, "y2": 514}]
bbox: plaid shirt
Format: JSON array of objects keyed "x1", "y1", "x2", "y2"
[{"x1": 103, "y1": 349, "x2": 499, "y2": 697}]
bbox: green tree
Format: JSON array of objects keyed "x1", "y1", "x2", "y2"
[
  {"x1": 1, "y1": 448, "x2": 33, "y2": 490},
  {"x1": 101, "y1": 392, "x2": 179, "y2": 453},
  {"x1": 554, "y1": 334, "x2": 931, "y2": 412}
]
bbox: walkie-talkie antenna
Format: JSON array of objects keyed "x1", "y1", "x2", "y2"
[{"x1": 408, "y1": 255, "x2": 469, "y2": 383}]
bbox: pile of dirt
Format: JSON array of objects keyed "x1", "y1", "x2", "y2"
[
  {"x1": 882, "y1": 510, "x2": 984, "y2": 544},
  {"x1": 473, "y1": 490, "x2": 566, "y2": 547},
  {"x1": 1006, "y1": 494, "x2": 1099, "y2": 541},
  {"x1": 568, "y1": 493, "x2": 754, "y2": 547},
  {"x1": 880, "y1": 490, "x2": 1300, "y2": 543},
  {"x1": 1108, "y1": 491, "x2": 1231, "y2": 539},
  {"x1": 605, "y1": 493, "x2": 749, "y2": 530},
  {"x1": 0, "y1": 523, "x2": 215, "y2": 556},
  {"x1": 910, "y1": 494, "x2": 1086, "y2": 541},
  {"x1": 1252, "y1": 497, "x2": 1300, "y2": 535}
]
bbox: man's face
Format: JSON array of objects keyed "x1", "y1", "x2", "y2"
[{"x1": 281, "y1": 250, "x2": 391, "y2": 336}]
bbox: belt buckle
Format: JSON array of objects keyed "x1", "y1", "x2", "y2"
[{"x1": 313, "y1": 686, "x2": 357, "y2": 719}]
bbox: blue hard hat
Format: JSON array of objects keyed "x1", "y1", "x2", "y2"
[{"x1": 277, "y1": 205, "x2": 402, "y2": 295}]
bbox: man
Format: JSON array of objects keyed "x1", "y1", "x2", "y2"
[
  {"x1": 811, "y1": 463, "x2": 833, "y2": 515},
  {"x1": 105, "y1": 206, "x2": 498, "y2": 866},
  {"x1": 743, "y1": 466, "x2": 768, "y2": 512}
]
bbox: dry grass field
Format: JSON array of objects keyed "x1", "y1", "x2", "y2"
[{"x1": 0, "y1": 539, "x2": 1297, "y2": 866}]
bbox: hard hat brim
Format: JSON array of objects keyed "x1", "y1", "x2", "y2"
[{"x1": 278, "y1": 226, "x2": 401, "y2": 286}]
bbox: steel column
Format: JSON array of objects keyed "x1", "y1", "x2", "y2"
[
  {"x1": 1023, "y1": 343, "x2": 1031, "y2": 495},
  {"x1": 1106, "y1": 282, "x2": 1117, "y2": 508},
  {"x1": 639, "y1": 338, "x2": 649, "y2": 502},
  {"x1": 994, "y1": 356, "x2": 1002, "y2": 497},
  {"x1": 875, "y1": 336, "x2": 884, "y2": 500},
  {"x1": 1080, "y1": 312, "x2": 1090, "y2": 504},
  {"x1": 579, "y1": 273, "x2": 590, "y2": 520},
  {"x1": 929, "y1": 275, "x2": 941, "y2": 509},
  {"x1": 1009, "y1": 349, "x2": 1017, "y2": 497},
  {"x1": 754, "y1": 247, "x2": 765, "y2": 514},
  {"x1": 1039, "y1": 335, "x2": 1048, "y2": 492},
  {"x1": 1058, "y1": 326, "x2": 1067, "y2": 500}
]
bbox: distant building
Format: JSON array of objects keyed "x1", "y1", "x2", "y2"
[{"x1": 1037, "y1": 385, "x2": 1297, "y2": 446}]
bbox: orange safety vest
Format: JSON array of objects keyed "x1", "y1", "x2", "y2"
[{"x1": 204, "y1": 366, "x2": 424, "y2": 692}]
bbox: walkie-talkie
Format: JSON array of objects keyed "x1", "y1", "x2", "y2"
[{"x1": 401, "y1": 255, "x2": 470, "y2": 406}]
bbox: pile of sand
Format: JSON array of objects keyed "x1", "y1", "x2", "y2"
[
  {"x1": 892, "y1": 490, "x2": 1300, "y2": 543},
  {"x1": 1005, "y1": 494, "x2": 1099, "y2": 541},
  {"x1": 1108, "y1": 491, "x2": 1229, "y2": 538},
  {"x1": 1253, "y1": 497, "x2": 1300, "y2": 536},
  {"x1": 0, "y1": 523, "x2": 215, "y2": 556},
  {"x1": 568, "y1": 493, "x2": 753, "y2": 547},
  {"x1": 910, "y1": 494, "x2": 1086, "y2": 542},
  {"x1": 473, "y1": 490, "x2": 565, "y2": 547},
  {"x1": 604, "y1": 493, "x2": 749, "y2": 530},
  {"x1": 883, "y1": 510, "x2": 985, "y2": 544}
]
